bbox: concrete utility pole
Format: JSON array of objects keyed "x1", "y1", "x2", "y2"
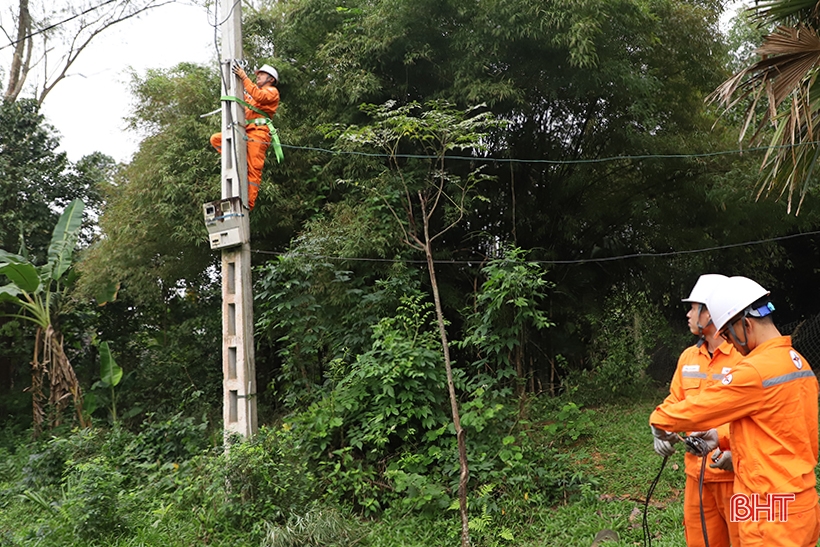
[{"x1": 218, "y1": 0, "x2": 257, "y2": 440}]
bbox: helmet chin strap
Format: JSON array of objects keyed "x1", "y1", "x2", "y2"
[
  {"x1": 695, "y1": 303, "x2": 714, "y2": 343},
  {"x1": 725, "y1": 315, "x2": 749, "y2": 349}
]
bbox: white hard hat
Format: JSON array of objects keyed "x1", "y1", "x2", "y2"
[
  {"x1": 706, "y1": 276, "x2": 770, "y2": 333},
  {"x1": 681, "y1": 274, "x2": 728, "y2": 304},
  {"x1": 255, "y1": 64, "x2": 279, "y2": 82}
]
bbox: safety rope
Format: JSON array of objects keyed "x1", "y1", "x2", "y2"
[{"x1": 220, "y1": 94, "x2": 284, "y2": 163}]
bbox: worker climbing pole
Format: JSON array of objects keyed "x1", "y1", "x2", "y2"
[{"x1": 210, "y1": 62, "x2": 281, "y2": 211}]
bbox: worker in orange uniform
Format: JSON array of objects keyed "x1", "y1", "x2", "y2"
[
  {"x1": 210, "y1": 63, "x2": 280, "y2": 211},
  {"x1": 650, "y1": 276, "x2": 820, "y2": 547},
  {"x1": 650, "y1": 274, "x2": 741, "y2": 547}
]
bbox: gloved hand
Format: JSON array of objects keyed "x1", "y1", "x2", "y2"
[
  {"x1": 232, "y1": 63, "x2": 248, "y2": 81},
  {"x1": 709, "y1": 449, "x2": 733, "y2": 471},
  {"x1": 651, "y1": 426, "x2": 678, "y2": 457},
  {"x1": 685, "y1": 429, "x2": 719, "y2": 456}
]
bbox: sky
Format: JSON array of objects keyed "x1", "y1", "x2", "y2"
[{"x1": 38, "y1": 2, "x2": 216, "y2": 164}]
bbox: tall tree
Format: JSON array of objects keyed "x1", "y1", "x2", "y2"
[
  {"x1": 0, "y1": 98, "x2": 104, "y2": 398},
  {"x1": 331, "y1": 100, "x2": 499, "y2": 547},
  {"x1": 77, "y1": 63, "x2": 220, "y2": 308},
  {"x1": 255, "y1": 0, "x2": 789, "y2": 371}
]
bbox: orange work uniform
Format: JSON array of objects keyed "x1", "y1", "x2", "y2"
[
  {"x1": 651, "y1": 336, "x2": 820, "y2": 547},
  {"x1": 210, "y1": 76, "x2": 279, "y2": 211},
  {"x1": 660, "y1": 341, "x2": 741, "y2": 547}
]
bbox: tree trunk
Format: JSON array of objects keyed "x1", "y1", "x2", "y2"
[
  {"x1": 422, "y1": 229, "x2": 470, "y2": 547},
  {"x1": 4, "y1": 0, "x2": 31, "y2": 103},
  {"x1": 31, "y1": 327, "x2": 46, "y2": 437},
  {"x1": 31, "y1": 325, "x2": 87, "y2": 436}
]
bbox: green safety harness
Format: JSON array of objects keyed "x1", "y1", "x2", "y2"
[{"x1": 220, "y1": 95, "x2": 284, "y2": 163}]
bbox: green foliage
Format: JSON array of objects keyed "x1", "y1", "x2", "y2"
[
  {"x1": 262, "y1": 506, "x2": 358, "y2": 547},
  {"x1": 321, "y1": 293, "x2": 447, "y2": 451},
  {"x1": 0, "y1": 199, "x2": 85, "y2": 330},
  {"x1": 63, "y1": 456, "x2": 127, "y2": 540},
  {"x1": 566, "y1": 289, "x2": 674, "y2": 403},
  {"x1": 0, "y1": 394, "x2": 698, "y2": 546},
  {"x1": 94, "y1": 288, "x2": 223, "y2": 423},
  {"x1": 86, "y1": 340, "x2": 125, "y2": 423},
  {"x1": 327, "y1": 100, "x2": 499, "y2": 252},
  {"x1": 541, "y1": 401, "x2": 595, "y2": 446},
  {"x1": 458, "y1": 247, "x2": 554, "y2": 392},
  {"x1": 210, "y1": 426, "x2": 316, "y2": 535},
  {"x1": 256, "y1": 252, "x2": 413, "y2": 409},
  {"x1": 292, "y1": 293, "x2": 449, "y2": 513},
  {"x1": 0, "y1": 100, "x2": 97, "y2": 262},
  {"x1": 78, "y1": 63, "x2": 221, "y2": 311}
]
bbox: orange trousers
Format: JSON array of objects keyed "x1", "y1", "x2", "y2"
[
  {"x1": 209, "y1": 125, "x2": 270, "y2": 211},
  {"x1": 683, "y1": 478, "x2": 739, "y2": 547},
  {"x1": 736, "y1": 503, "x2": 820, "y2": 547}
]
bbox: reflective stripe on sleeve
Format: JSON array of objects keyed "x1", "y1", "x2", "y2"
[{"x1": 762, "y1": 370, "x2": 817, "y2": 388}]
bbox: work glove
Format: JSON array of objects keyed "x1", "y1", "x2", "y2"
[
  {"x1": 651, "y1": 426, "x2": 678, "y2": 457},
  {"x1": 709, "y1": 449, "x2": 733, "y2": 472},
  {"x1": 685, "y1": 429, "x2": 719, "y2": 456}
]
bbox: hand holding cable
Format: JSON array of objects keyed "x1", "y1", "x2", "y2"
[
  {"x1": 708, "y1": 448, "x2": 733, "y2": 471},
  {"x1": 683, "y1": 429, "x2": 719, "y2": 457}
]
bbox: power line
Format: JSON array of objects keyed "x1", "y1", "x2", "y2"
[
  {"x1": 236, "y1": 133, "x2": 820, "y2": 165},
  {"x1": 250, "y1": 229, "x2": 820, "y2": 266}
]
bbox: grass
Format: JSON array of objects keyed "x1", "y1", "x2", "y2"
[{"x1": 0, "y1": 391, "x2": 695, "y2": 547}]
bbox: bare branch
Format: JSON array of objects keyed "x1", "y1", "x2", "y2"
[{"x1": 2, "y1": 0, "x2": 177, "y2": 105}]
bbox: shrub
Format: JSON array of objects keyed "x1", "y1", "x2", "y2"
[
  {"x1": 62, "y1": 456, "x2": 126, "y2": 541},
  {"x1": 568, "y1": 289, "x2": 673, "y2": 403},
  {"x1": 261, "y1": 506, "x2": 358, "y2": 547},
  {"x1": 212, "y1": 425, "x2": 317, "y2": 535}
]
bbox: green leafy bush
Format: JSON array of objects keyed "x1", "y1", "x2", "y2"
[
  {"x1": 568, "y1": 289, "x2": 673, "y2": 403},
  {"x1": 211, "y1": 425, "x2": 317, "y2": 533},
  {"x1": 261, "y1": 506, "x2": 358, "y2": 547},
  {"x1": 63, "y1": 456, "x2": 126, "y2": 540},
  {"x1": 541, "y1": 402, "x2": 595, "y2": 446}
]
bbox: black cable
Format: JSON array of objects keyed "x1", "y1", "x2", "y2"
[
  {"x1": 643, "y1": 455, "x2": 668, "y2": 547},
  {"x1": 683, "y1": 435, "x2": 711, "y2": 547},
  {"x1": 698, "y1": 454, "x2": 710, "y2": 547},
  {"x1": 247, "y1": 228, "x2": 820, "y2": 265}
]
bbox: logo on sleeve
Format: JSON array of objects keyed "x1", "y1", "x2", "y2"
[
  {"x1": 790, "y1": 350, "x2": 803, "y2": 370},
  {"x1": 722, "y1": 373, "x2": 733, "y2": 385}
]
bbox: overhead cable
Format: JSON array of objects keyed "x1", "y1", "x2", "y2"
[{"x1": 249, "y1": 229, "x2": 820, "y2": 266}]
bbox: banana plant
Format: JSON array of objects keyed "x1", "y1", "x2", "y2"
[
  {"x1": 0, "y1": 199, "x2": 89, "y2": 435},
  {"x1": 95, "y1": 341, "x2": 124, "y2": 423}
]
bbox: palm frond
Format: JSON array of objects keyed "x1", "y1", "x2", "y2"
[
  {"x1": 709, "y1": 23, "x2": 820, "y2": 212},
  {"x1": 753, "y1": 0, "x2": 820, "y2": 28}
]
